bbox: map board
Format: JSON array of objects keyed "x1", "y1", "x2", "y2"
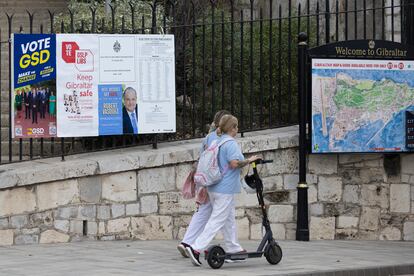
[{"x1": 311, "y1": 58, "x2": 414, "y2": 153}]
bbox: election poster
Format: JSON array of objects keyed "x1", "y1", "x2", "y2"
[
  {"x1": 56, "y1": 34, "x2": 176, "y2": 137},
  {"x1": 56, "y1": 34, "x2": 99, "y2": 137},
  {"x1": 11, "y1": 34, "x2": 57, "y2": 138},
  {"x1": 12, "y1": 33, "x2": 176, "y2": 138}
]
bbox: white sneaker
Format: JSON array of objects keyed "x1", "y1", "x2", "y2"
[{"x1": 177, "y1": 243, "x2": 188, "y2": 258}]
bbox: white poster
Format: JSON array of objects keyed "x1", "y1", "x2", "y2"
[
  {"x1": 136, "y1": 35, "x2": 176, "y2": 133},
  {"x1": 55, "y1": 34, "x2": 175, "y2": 137},
  {"x1": 56, "y1": 34, "x2": 99, "y2": 137}
]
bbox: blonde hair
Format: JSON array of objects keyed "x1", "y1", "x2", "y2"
[
  {"x1": 209, "y1": 110, "x2": 231, "y2": 132},
  {"x1": 217, "y1": 114, "x2": 238, "y2": 135}
]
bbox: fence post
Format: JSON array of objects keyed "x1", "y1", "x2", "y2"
[
  {"x1": 325, "y1": 0, "x2": 330, "y2": 43},
  {"x1": 296, "y1": 32, "x2": 309, "y2": 242},
  {"x1": 403, "y1": 0, "x2": 414, "y2": 45}
]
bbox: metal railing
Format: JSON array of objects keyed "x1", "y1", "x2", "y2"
[{"x1": 0, "y1": 0, "x2": 409, "y2": 164}]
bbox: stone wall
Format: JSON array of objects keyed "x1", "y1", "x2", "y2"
[{"x1": 0, "y1": 126, "x2": 413, "y2": 246}]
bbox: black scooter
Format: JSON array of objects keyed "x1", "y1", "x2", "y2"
[{"x1": 205, "y1": 159, "x2": 283, "y2": 269}]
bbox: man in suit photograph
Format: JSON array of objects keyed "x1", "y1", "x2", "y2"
[
  {"x1": 32, "y1": 88, "x2": 39, "y2": 124},
  {"x1": 24, "y1": 87, "x2": 33, "y2": 120},
  {"x1": 122, "y1": 87, "x2": 138, "y2": 134}
]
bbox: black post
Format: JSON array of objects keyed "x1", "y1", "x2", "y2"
[{"x1": 296, "y1": 32, "x2": 309, "y2": 242}]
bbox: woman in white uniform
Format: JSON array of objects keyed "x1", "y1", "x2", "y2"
[{"x1": 185, "y1": 115, "x2": 260, "y2": 266}]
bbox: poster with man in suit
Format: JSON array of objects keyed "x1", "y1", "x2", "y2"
[
  {"x1": 12, "y1": 33, "x2": 57, "y2": 138},
  {"x1": 122, "y1": 87, "x2": 138, "y2": 134}
]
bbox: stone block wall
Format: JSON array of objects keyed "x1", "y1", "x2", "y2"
[
  {"x1": 309, "y1": 154, "x2": 414, "y2": 241},
  {"x1": 0, "y1": 126, "x2": 413, "y2": 245}
]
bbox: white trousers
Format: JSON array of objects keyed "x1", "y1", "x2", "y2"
[
  {"x1": 182, "y1": 201, "x2": 212, "y2": 245},
  {"x1": 192, "y1": 192, "x2": 243, "y2": 253}
]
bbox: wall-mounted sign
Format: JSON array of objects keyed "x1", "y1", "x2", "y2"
[
  {"x1": 12, "y1": 33, "x2": 176, "y2": 138},
  {"x1": 311, "y1": 58, "x2": 414, "y2": 153}
]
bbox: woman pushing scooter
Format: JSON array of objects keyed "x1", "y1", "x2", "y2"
[
  {"x1": 185, "y1": 114, "x2": 261, "y2": 266},
  {"x1": 177, "y1": 110, "x2": 231, "y2": 257}
]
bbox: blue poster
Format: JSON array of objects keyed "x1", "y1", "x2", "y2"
[
  {"x1": 13, "y1": 34, "x2": 56, "y2": 88},
  {"x1": 12, "y1": 33, "x2": 57, "y2": 138},
  {"x1": 98, "y1": 84, "x2": 123, "y2": 135}
]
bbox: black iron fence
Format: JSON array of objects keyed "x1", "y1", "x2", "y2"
[{"x1": 0, "y1": 0, "x2": 410, "y2": 164}]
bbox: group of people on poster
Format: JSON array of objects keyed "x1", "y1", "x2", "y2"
[
  {"x1": 14, "y1": 86, "x2": 56, "y2": 123},
  {"x1": 14, "y1": 84, "x2": 138, "y2": 135}
]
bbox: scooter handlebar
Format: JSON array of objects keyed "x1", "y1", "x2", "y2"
[{"x1": 255, "y1": 159, "x2": 273, "y2": 164}]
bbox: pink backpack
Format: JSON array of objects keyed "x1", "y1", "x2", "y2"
[
  {"x1": 182, "y1": 170, "x2": 195, "y2": 199},
  {"x1": 193, "y1": 137, "x2": 233, "y2": 187}
]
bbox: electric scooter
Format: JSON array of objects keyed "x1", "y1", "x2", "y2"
[{"x1": 205, "y1": 159, "x2": 283, "y2": 269}]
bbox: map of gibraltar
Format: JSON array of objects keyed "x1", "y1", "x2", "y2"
[{"x1": 312, "y1": 59, "x2": 414, "y2": 153}]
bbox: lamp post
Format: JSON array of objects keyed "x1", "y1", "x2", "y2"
[{"x1": 296, "y1": 32, "x2": 309, "y2": 241}]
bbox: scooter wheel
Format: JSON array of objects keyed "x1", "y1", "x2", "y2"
[
  {"x1": 264, "y1": 242, "x2": 282, "y2": 265},
  {"x1": 206, "y1": 245, "x2": 226, "y2": 269}
]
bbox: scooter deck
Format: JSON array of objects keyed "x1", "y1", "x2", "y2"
[{"x1": 226, "y1": 251, "x2": 263, "y2": 260}]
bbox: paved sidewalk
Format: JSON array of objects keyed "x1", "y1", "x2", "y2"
[{"x1": 0, "y1": 240, "x2": 414, "y2": 276}]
